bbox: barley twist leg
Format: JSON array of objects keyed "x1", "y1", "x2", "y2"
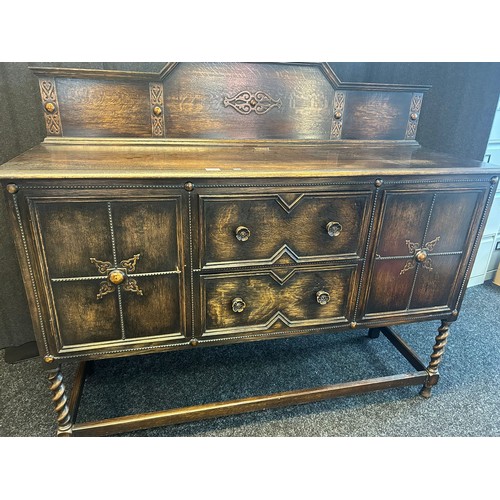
[
  {"x1": 420, "y1": 320, "x2": 450, "y2": 398},
  {"x1": 47, "y1": 366, "x2": 73, "y2": 436}
]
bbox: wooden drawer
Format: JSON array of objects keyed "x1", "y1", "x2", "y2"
[
  {"x1": 199, "y1": 264, "x2": 358, "y2": 338},
  {"x1": 199, "y1": 191, "x2": 372, "y2": 269}
]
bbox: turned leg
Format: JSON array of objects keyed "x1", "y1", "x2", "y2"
[
  {"x1": 420, "y1": 320, "x2": 450, "y2": 399},
  {"x1": 368, "y1": 328, "x2": 381, "y2": 339},
  {"x1": 47, "y1": 365, "x2": 73, "y2": 436}
]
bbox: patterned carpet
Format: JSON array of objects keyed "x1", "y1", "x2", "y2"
[{"x1": 1, "y1": 281, "x2": 499, "y2": 437}]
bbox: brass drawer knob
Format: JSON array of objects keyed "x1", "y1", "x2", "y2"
[
  {"x1": 236, "y1": 226, "x2": 251, "y2": 242},
  {"x1": 108, "y1": 269, "x2": 126, "y2": 285},
  {"x1": 232, "y1": 297, "x2": 246, "y2": 313},
  {"x1": 326, "y1": 221, "x2": 342, "y2": 237},
  {"x1": 415, "y1": 249, "x2": 428, "y2": 263},
  {"x1": 316, "y1": 290, "x2": 330, "y2": 305}
]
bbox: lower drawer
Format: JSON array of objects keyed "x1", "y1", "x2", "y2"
[{"x1": 199, "y1": 265, "x2": 358, "y2": 337}]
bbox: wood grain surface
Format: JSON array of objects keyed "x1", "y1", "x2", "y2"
[
  {"x1": 1, "y1": 143, "x2": 497, "y2": 180},
  {"x1": 56, "y1": 78, "x2": 152, "y2": 137},
  {"x1": 200, "y1": 191, "x2": 371, "y2": 268},
  {"x1": 201, "y1": 266, "x2": 356, "y2": 336}
]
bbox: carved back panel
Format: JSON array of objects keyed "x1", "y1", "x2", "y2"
[{"x1": 32, "y1": 63, "x2": 429, "y2": 143}]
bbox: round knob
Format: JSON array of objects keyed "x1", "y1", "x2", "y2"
[
  {"x1": 232, "y1": 297, "x2": 246, "y2": 313},
  {"x1": 236, "y1": 226, "x2": 250, "y2": 242},
  {"x1": 334, "y1": 111, "x2": 342, "y2": 120},
  {"x1": 410, "y1": 112, "x2": 418, "y2": 121},
  {"x1": 415, "y1": 249, "x2": 428, "y2": 263},
  {"x1": 153, "y1": 106, "x2": 162, "y2": 116},
  {"x1": 316, "y1": 290, "x2": 330, "y2": 305},
  {"x1": 45, "y1": 102, "x2": 56, "y2": 113},
  {"x1": 108, "y1": 269, "x2": 126, "y2": 285},
  {"x1": 326, "y1": 221, "x2": 342, "y2": 237}
]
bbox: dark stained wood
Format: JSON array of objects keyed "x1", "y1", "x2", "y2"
[
  {"x1": 1, "y1": 143, "x2": 497, "y2": 180},
  {"x1": 51, "y1": 281, "x2": 121, "y2": 346},
  {"x1": 56, "y1": 78, "x2": 152, "y2": 138},
  {"x1": 30, "y1": 63, "x2": 430, "y2": 141},
  {"x1": 2, "y1": 61, "x2": 500, "y2": 436},
  {"x1": 122, "y1": 275, "x2": 184, "y2": 338},
  {"x1": 200, "y1": 191, "x2": 371, "y2": 268},
  {"x1": 363, "y1": 184, "x2": 490, "y2": 318},
  {"x1": 365, "y1": 259, "x2": 417, "y2": 314},
  {"x1": 164, "y1": 62, "x2": 335, "y2": 140},
  {"x1": 342, "y1": 91, "x2": 413, "y2": 140},
  {"x1": 200, "y1": 266, "x2": 356, "y2": 336},
  {"x1": 420, "y1": 320, "x2": 450, "y2": 398},
  {"x1": 112, "y1": 198, "x2": 181, "y2": 273},
  {"x1": 33, "y1": 200, "x2": 113, "y2": 278},
  {"x1": 409, "y1": 255, "x2": 464, "y2": 309},
  {"x1": 424, "y1": 190, "x2": 481, "y2": 252},
  {"x1": 27, "y1": 192, "x2": 187, "y2": 351},
  {"x1": 71, "y1": 371, "x2": 429, "y2": 437},
  {"x1": 68, "y1": 361, "x2": 88, "y2": 425}
]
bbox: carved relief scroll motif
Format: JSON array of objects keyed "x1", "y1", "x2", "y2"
[
  {"x1": 330, "y1": 91, "x2": 345, "y2": 139},
  {"x1": 399, "y1": 236, "x2": 440, "y2": 275},
  {"x1": 223, "y1": 91, "x2": 282, "y2": 115},
  {"x1": 405, "y1": 93, "x2": 423, "y2": 140},
  {"x1": 149, "y1": 83, "x2": 165, "y2": 137},
  {"x1": 39, "y1": 79, "x2": 63, "y2": 136}
]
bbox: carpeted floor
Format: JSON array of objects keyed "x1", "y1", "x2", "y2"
[{"x1": 1, "y1": 281, "x2": 499, "y2": 437}]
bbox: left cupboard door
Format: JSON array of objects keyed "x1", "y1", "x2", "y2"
[{"x1": 17, "y1": 189, "x2": 188, "y2": 359}]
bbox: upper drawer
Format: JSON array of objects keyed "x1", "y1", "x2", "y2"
[{"x1": 199, "y1": 191, "x2": 373, "y2": 269}]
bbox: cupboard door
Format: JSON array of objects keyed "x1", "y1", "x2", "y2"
[
  {"x1": 30, "y1": 194, "x2": 186, "y2": 353},
  {"x1": 364, "y1": 187, "x2": 486, "y2": 318}
]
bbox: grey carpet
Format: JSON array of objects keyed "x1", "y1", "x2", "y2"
[{"x1": 1, "y1": 281, "x2": 499, "y2": 437}]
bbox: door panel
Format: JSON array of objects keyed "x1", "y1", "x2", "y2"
[
  {"x1": 122, "y1": 275, "x2": 182, "y2": 339},
  {"x1": 30, "y1": 193, "x2": 186, "y2": 352},
  {"x1": 364, "y1": 187, "x2": 484, "y2": 317},
  {"x1": 35, "y1": 201, "x2": 113, "y2": 278},
  {"x1": 51, "y1": 281, "x2": 121, "y2": 346},
  {"x1": 113, "y1": 200, "x2": 179, "y2": 273}
]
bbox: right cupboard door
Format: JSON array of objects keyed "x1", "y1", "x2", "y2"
[{"x1": 363, "y1": 184, "x2": 490, "y2": 320}]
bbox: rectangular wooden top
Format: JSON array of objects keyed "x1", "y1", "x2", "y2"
[{"x1": 1, "y1": 143, "x2": 499, "y2": 180}]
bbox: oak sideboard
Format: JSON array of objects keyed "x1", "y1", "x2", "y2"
[{"x1": 1, "y1": 62, "x2": 498, "y2": 436}]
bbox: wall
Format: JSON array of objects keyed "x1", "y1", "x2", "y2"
[
  {"x1": 360, "y1": 63, "x2": 500, "y2": 161},
  {"x1": 0, "y1": 62, "x2": 499, "y2": 350}
]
